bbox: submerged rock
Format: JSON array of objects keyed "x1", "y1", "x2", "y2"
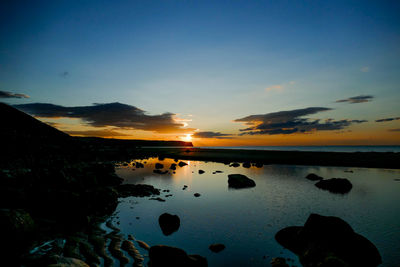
[
  {"x1": 228, "y1": 174, "x2": 256, "y2": 189},
  {"x1": 148, "y1": 245, "x2": 207, "y2": 267},
  {"x1": 275, "y1": 213, "x2": 381, "y2": 267},
  {"x1": 115, "y1": 184, "x2": 160, "y2": 198},
  {"x1": 305, "y1": 173, "x2": 323, "y2": 181},
  {"x1": 209, "y1": 243, "x2": 225, "y2": 253},
  {"x1": 153, "y1": 169, "x2": 168, "y2": 175},
  {"x1": 178, "y1": 161, "x2": 188, "y2": 167},
  {"x1": 159, "y1": 213, "x2": 180, "y2": 236},
  {"x1": 315, "y1": 178, "x2": 352, "y2": 194}
]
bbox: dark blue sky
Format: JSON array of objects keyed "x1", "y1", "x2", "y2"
[{"x1": 1, "y1": 1, "x2": 400, "y2": 144}]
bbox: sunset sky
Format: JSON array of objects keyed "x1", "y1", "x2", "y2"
[{"x1": 1, "y1": 1, "x2": 400, "y2": 146}]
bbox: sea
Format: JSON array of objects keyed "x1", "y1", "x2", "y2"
[{"x1": 195, "y1": 146, "x2": 400, "y2": 153}]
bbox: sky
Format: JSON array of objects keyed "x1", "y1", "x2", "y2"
[{"x1": 1, "y1": 0, "x2": 400, "y2": 146}]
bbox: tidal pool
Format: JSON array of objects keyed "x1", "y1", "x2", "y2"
[{"x1": 111, "y1": 158, "x2": 400, "y2": 266}]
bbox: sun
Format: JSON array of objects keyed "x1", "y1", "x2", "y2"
[{"x1": 183, "y1": 134, "x2": 192, "y2": 142}]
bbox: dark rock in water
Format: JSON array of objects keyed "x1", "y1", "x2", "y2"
[
  {"x1": 255, "y1": 162, "x2": 263, "y2": 168},
  {"x1": 344, "y1": 170, "x2": 354, "y2": 173},
  {"x1": 229, "y1": 162, "x2": 240, "y2": 167},
  {"x1": 148, "y1": 245, "x2": 207, "y2": 267},
  {"x1": 315, "y1": 178, "x2": 352, "y2": 194},
  {"x1": 159, "y1": 213, "x2": 180, "y2": 236},
  {"x1": 170, "y1": 163, "x2": 177, "y2": 170},
  {"x1": 242, "y1": 162, "x2": 251, "y2": 168},
  {"x1": 135, "y1": 162, "x2": 144, "y2": 168},
  {"x1": 394, "y1": 178, "x2": 400, "y2": 181},
  {"x1": 275, "y1": 213, "x2": 382, "y2": 267},
  {"x1": 155, "y1": 163, "x2": 164, "y2": 169},
  {"x1": 178, "y1": 161, "x2": 188, "y2": 167},
  {"x1": 228, "y1": 174, "x2": 256, "y2": 189},
  {"x1": 149, "y1": 197, "x2": 166, "y2": 202},
  {"x1": 305, "y1": 173, "x2": 323, "y2": 181},
  {"x1": 153, "y1": 169, "x2": 168, "y2": 175},
  {"x1": 182, "y1": 185, "x2": 188, "y2": 190},
  {"x1": 213, "y1": 170, "x2": 223, "y2": 174},
  {"x1": 115, "y1": 184, "x2": 160, "y2": 198},
  {"x1": 198, "y1": 170, "x2": 205, "y2": 174},
  {"x1": 209, "y1": 243, "x2": 225, "y2": 253},
  {"x1": 270, "y1": 257, "x2": 289, "y2": 267},
  {"x1": 137, "y1": 240, "x2": 150, "y2": 251},
  {"x1": 194, "y1": 193, "x2": 201, "y2": 197}
]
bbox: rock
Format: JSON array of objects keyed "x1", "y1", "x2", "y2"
[
  {"x1": 270, "y1": 257, "x2": 289, "y2": 267},
  {"x1": 228, "y1": 174, "x2": 256, "y2": 189},
  {"x1": 121, "y1": 240, "x2": 144, "y2": 265},
  {"x1": 182, "y1": 185, "x2": 188, "y2": 190},
  {"x1": 135, "y1": 162, "x2": 144, "y2": 168},
  {"x1": 155, "y1": 163, "x2": 164, "y2": 169},
  {"x1": 305, "y1": 173, "x2": 323, "y2": 181},
  {"x1": 255, "y1": 162, "x2": 263, "y2": 168},
  {"x1": 148, "y1": 245, "x2": 207, "y2": 267},
  {"x1": 115, "y1": 184, "x2": 160, "y2": 198},
  {"x1": 275, "y1": 213, "x2": 382, "y2": 267},
  {"x1": 108, "y1": 236, "x2": 129, "y2": 265},
  {"x1": 153, "y1": 169, "x2": 168, "y2": 175},
  {"x1": 229, "y1": 162, "x2": 240, "y2": 167},
  {"x1": 136, "y1": 240, "x2": 150, "y2": 251},
  {"x1": 213, "y1": 170, "x2": 223, "y2": 174},
  {"x1": 209, "y1": 244, "x2": 225, "y2": 253},
  {"x1": 315, "y1": 178, "x2": 352, "y2": 194},
  {"x1": 159, "y1": 213, "x2": 180, "y2": 236},
  {"x1": 128, "y1": 234, "x2": 135, "y2": 240},
  {"x1": 198, "y1": 170, "x2": 205, "y2": 174},
  {"x1": 242, "y1": 162, "x2": 251, "y2": 168},
  {"x1": 194, "y1": 193, "x2": 201, "y2": 197},
  {"x1": 178, "y1": 161, "x2": 188, "y2": 167},
  {"x1": 170, "y1": 164, "x2": 177, "y2": 170}
]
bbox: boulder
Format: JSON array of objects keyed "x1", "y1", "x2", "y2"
[
  {"x1": 229, "y1": 162, "x2": 240, "y2": 167},
  {"x1": 275, "y1": 213, "x2": 381, "y2": 267},
  {"x1": 148, "y1": 245, "x2": 207, "y2": 267},
  {"x1": 155, "y1": 163, "x2": 164, "y2": 169},
  {"x1": 315, "y1": 178, "x2": 352, "y2": 194},
  {"x1": 305, "y1": 173, "x2": 323, "y2": 181},
  {"x1": 135, "y1": 162, "x2": 144, "y2": 168},
  {"x1": 170, "y1": 163, "x2": 177, "y2": 170},
  {"x1": 209, "y1": 243, "x2": 225, "y2": 253},
  {"x1": 228, "y1": 174, "x2": 256, "y2": 189},
  {"x1": 198, "y1": 170, "x2": 205, "y2": 174},
  {"x1": 159, "y1": 213, "x2": 180, "y2": 236},
  {"x1": 194, "y1": 193, "x2": 201, "y2": 197}
]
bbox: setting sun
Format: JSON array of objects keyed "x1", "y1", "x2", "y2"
[{"x1": 183, "y1": 134, "x2": 192, "y2": 142}]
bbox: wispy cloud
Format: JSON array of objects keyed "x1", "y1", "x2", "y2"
[
  {"x1": 0, "y1": 90, "x2": 30, "y2": 99},
  {"x1": 360, "y1": 66, "x2": 370, "y2": 72},
  {"x1": 15, "y1": 102, "x2": 195, "y2": 134},
  {"x1": 375, "y1": 117, "x2": 400, "y2": 122},
  {"x1": 336, "y1": 95, "x2": 373, "y2": 104},
  {"x1": 234, "y1": 107, "x2": 367, "y2": 135},
  {"x1": 192, "y1": 131, "x2": 233, "y2": 139},
  {"x1": 265, "y1": 81, "x2": 295, "y2": 92}
]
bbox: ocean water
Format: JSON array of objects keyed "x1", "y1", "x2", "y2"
[
  {"x1": 195, "y1": 146, "x2": 400, "y2": 153},
  {"x1": 111, "y1": 158, "x2": 400, "y2": 267}
]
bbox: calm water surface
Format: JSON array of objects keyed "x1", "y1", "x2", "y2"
[{"x1": 111, "y1": 158, "x2": 400, "y2": 266}]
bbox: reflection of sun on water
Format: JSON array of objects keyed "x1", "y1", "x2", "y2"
[{"x1": 182, "y1": 134, "x2": 192, "y2": 142}]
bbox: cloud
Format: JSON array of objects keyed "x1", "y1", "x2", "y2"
[
  {"x1": 234, "y1": 107, "x2": 367, "y2": 135},
  {"x1": 336, "y1": 95, "x2": 373, "y2": 104},
  {"x1": 66, "y1": 129, "x2": 129, "y2": 137},
  {"x1": 192, "y1": 131, "x2": 233, "y2": 139},
  {"x1": 375, "y1": 117, "x2": 400, "y2": 122},
  {"x1": 388, "y1": 128, "x2": 400, "y2": 132},
  {"x1": 265, "y1": 84, "x2": 283, "y2": 92},
  {"x1": 361, "y1": 66, "x2": 370, "y2": 72},
  {"x1": 0, "y1": 90, "x2": 30, "y2": 99},
  {"x1": 14, "y1": 102, "x2": 195, "y2": 134}
]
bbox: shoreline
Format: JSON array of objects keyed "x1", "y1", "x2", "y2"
[{"x1": 138, "y1": 147, "x2": 400, "y2": 169}]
